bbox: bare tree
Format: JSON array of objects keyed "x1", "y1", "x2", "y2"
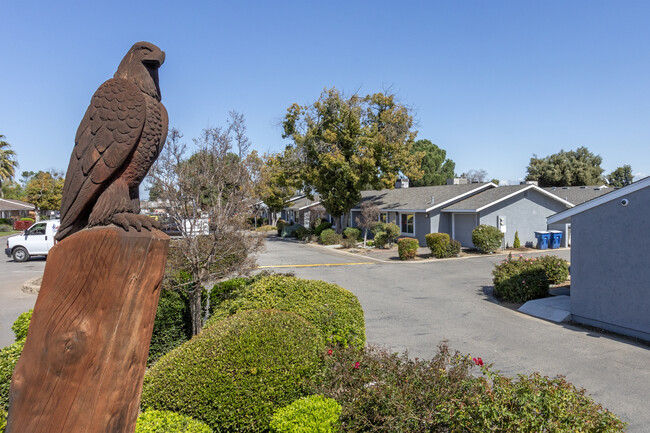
[
  {"x1": 463, "y1": 169, "x2": 488, "y2": 183},
  {"x1": 148, "y1": 112, "x2": 263, "y2": 335},
  {"x1": 355, "y1": 201, "x2": 380, "y2": 248}
]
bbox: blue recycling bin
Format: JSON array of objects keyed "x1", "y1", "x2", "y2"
[
  {"x1": 549, "y1": 230, "x2": 563, "y2": 249},
  {"x1": 534, "y1": 231, "x2": 551, "y2": 250}
]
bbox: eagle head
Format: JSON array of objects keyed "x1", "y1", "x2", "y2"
[{"x1": 114, "y1": 41, "x2": 165, "y2": 101}]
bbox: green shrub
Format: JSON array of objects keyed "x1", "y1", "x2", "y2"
[
  {"x1": 276, "y1": 219, "x2": 287, "y2": 236},
  {"x1": 136, "y1": 410, "x2": 212, "y2": 433},
  {"x1": 538, "y1": 255, "x2": 570, "y2": 285},
  {"x1": 443, "y1": 370, "x2": 626, "y2": 432},
  {"x1": 366, "y1": 240, "x2": 374, "y2": 247},
  {"x1": 142, "y1": 310, "x2": 325, "y2": 433},
  {"x1": 295, "y1": 226, "x2": 312, "y2": 241},
  {"x1": 206, "y1": 275, "x2": 365, "y2": 348},
  {"x1": 0, "y1": 409, "x2": 6, "y2": 432},
  {"x1": 148, "y1": 289, "x2": 192, "y2": 366},
  {"x1": 513, "y1": 231, "x2": 521, "y2": 248},
  {"x1": 446, "y1": 239, "x2": 461, "y2": 257},
  {"x1": 425, "y1": 233, "x2": 450, "y2": 258},
  {"x1": 320, "y1": 229, "x2": 341, "y2": 246},
  {"x1": 11, "y1": 310, "x2": 32, "y2": 341},
  {"x1": 343, "y1": 227, "x2": 360, "y2": 241},
  {"x1": 314, "y1": 221, "x2": 332, "y2": 236},
  {"x1": 209, "y1": 277, "x2": 250, "y2": 313},
  {"x1": 1, "y1": 339, "x2": 25, "y2": 413},
  {"x1": 397, "y1": 238, "x2": 419, "y2": 260},
  {"x1": 472, "y1": 224, "x2": 504, "y2": 253},
  {"x1": 492, "y1": 254, "x2": 549, "y2": 302},
  {"x1": 281, "y1": 223, "x2": 303, "y2": 238},
  {"x1": 373, "y1": 232, "x2": 388, "y2": 249},
  {"x1": 270, "y1": 395, "x2": 341, "y2": 433},
  {"x1": 312, "y1": 343, "x2": 625, "y2": 432},
  {"x1": 0, "y1": 224, "x2": 12, "y2": 232},
  {"x1": 0, "y1": 218, "x2": 11, "y2": 225}
]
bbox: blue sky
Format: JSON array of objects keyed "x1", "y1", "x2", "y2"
[{"x1": 2, "y1": 1, "x2": 649, "y2": 186}]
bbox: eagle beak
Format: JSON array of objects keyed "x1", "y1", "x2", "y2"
[{"x1": 143, "y1": 50, "x2": 165, "y2": 68}]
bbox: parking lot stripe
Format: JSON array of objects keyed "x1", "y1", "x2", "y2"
[{"x1": 258, "y1": 262, "x2": 374, "y2": 268}]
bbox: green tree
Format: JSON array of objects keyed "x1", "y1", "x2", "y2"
[
  {"x1": 0, "y1": 135, "x2": 19, "y2": 198},
  {"x1": 526, "y1": 147, "x2": 604, "y2": 187},
  {"x1": 282, "y1": 88, "x2": 421, "y2": 230},
  {"x1": 409, "y1": 139, "x2": 455, "y2": 187},
  {"x1": 23, "y1": 170, "x2": 65, "y2": 215},
  {"x1": 257, "y1": 152, "x2": 298, "y2": 226},
  {"x1": 607, "y1": 165, "x2": 634, "y2": 188}
]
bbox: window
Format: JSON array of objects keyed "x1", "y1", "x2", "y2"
[
  {"x1": 379, "y1": 212, "x2": 387, "y2": 223},
  {"x1": 400, "y1": 213, "x2": 414, "y2": 234},
  {"x1": 27, "y1": 223, "x2": 46, "y2": 235}
]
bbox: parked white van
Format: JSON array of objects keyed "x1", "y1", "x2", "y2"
[{"x1": 5, "y1": 219, "x2": 60, "y2": 262}]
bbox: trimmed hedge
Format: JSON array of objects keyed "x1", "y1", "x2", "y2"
[
  {"x1": 425, "y1": 233, "x2": 450, "y2": 258},
  {"x1": 447, "y1": 239, "x2": 461, "y2": 257},
  {"x1": 276, "y1": 219, "x2": 287, "y2": 236},
  {"x1": 373, "y1": 232, "x2": 388, "y2": 249},
  {"x1": 11, "y1": 310, "x2": 32, "y2": 341},
  {"x1": 397, "y1": 238, "x2": 419, "y2": 260},
  {"x1": 142, "y1": 310, "x2": 325, "y2": 433},
  {"x1": 136, "y1": 410, "x2": 212, "y2": 433},
  {"x1": 472, "y1": 224, "x2": 503, "y2": 253},
  {"x1": 513, "y1": 231, "x2": 521, "y2": 248},
  {"x1": 148, "y1": 289, "x2": 192, "y2": 366},
  {"x1": 206, "y1": 275, "x2": 365, "y2": 348},
  {"x1": 270, "y1": 395, "x2": 341, "y2": 433},
  {"x1": 492, "y1": 255, "x2": 549, "y2": 302},
  {"x1": 0, "y1": 340, "x2": 25, "y2": 414}
]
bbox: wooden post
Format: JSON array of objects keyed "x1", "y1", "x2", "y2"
[{"x1": 6, "y1": 226, "x2": 169, "y2": 433}]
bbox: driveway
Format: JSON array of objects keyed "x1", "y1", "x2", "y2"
[
  {"x1": 259, "y1": 237, "x2": 650, "y2": 432},
  {"x1": 0, "y1": 234, "x2": 43, "y2": 347}
]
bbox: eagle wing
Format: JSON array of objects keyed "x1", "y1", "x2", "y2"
[{"x1": 57, "y1": 78, "x2": 146, "y2": 240}]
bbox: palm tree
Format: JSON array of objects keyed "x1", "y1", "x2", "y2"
[{"x1": 0, "y1": 135, "x2": 19, "y2": 198}]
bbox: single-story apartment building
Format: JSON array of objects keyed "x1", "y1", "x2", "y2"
[
  {"x1": 280, "y1": 195, "x2": 327, "y2": 227},
  {"x1": 0, "y1": 198, "x2": 35, "y2": 219},
  {"x1": 547, "y1": 176, "x2": 650, "y2": 341},
  {"x1": 351, "y1": 182, "x2": 496, "y2": 246}
]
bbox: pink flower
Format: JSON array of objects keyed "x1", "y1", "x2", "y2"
[
  {"x1": 327, "y1": 349, "x2": 333, "y2": 356},
  {"x1": 354, "y1": 362, "x2": 360, "y2": 369},
  {"x1": 473, "y1": 357, "x2": 484, "y2": 366}
]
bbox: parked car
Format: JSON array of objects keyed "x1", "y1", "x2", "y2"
[{"x1": 5, "y1": 219, "x2": 60, "y2": 262}]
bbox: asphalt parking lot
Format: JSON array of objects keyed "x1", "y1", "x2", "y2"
[
  {"x1": 1, "y1": 234, "x2": 648, "y2": 430},
  {"x1": 258, "y1": 237, "x2": 650, "y2": 432}
]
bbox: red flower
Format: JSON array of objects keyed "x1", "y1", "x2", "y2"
[
  {"x1": 327, "y1": 349, "x2": 333, "y2": 356},
  {"x1": 473, "y1": 357, "x2": 484, "y2": 366},
  {"x1": 354, "y1": 362, "x2": 360, "y2": 369}
]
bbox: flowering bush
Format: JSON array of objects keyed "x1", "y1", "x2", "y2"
[
  {"x1": 397, "y1": 238, "x2": 419, "y2": 260},
  {"x1": 311, "y1": 343, "x2": 625, "y2": 432},
  {"x1": 537, "y1": 254, "x2": 570, "y2": 284},
  {"x1": 492, "y1": 254, "x2": 549, "y2": 302}
]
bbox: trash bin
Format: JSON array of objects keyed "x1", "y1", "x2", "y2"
[
  {"x1": 534, "y1": 231, "x2": 551, "y2": 250},
  {"x1": 548, "y1": 230, "x2": 563, "y2": 249}
]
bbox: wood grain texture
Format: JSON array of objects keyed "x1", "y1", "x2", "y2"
[{"x1": 6, "y1": 226, "x2": 169, "y2": 433}]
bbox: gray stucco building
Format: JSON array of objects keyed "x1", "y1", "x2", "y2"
[{"x1": 547, "y1": 177, "x2": 650, "y2": 341}]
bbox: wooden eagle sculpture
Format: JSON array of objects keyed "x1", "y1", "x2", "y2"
[{"x1": 55, "y1": 41, "x2": 168, "y2": 241}]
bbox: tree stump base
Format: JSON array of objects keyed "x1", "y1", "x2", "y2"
[{"x1": 6, "y1": 226, "x2": 169, "y2": 433}]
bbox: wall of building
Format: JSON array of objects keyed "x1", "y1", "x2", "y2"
[
  {"x1": 479, "y1": 190, "x2": 568, "y2": 247},
  {"x1": 570, "y1": 186, "x2": 650, "y2": 341},
  {"x1": 453, "y1": 214, "x2": 477, "y2": 247}
]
